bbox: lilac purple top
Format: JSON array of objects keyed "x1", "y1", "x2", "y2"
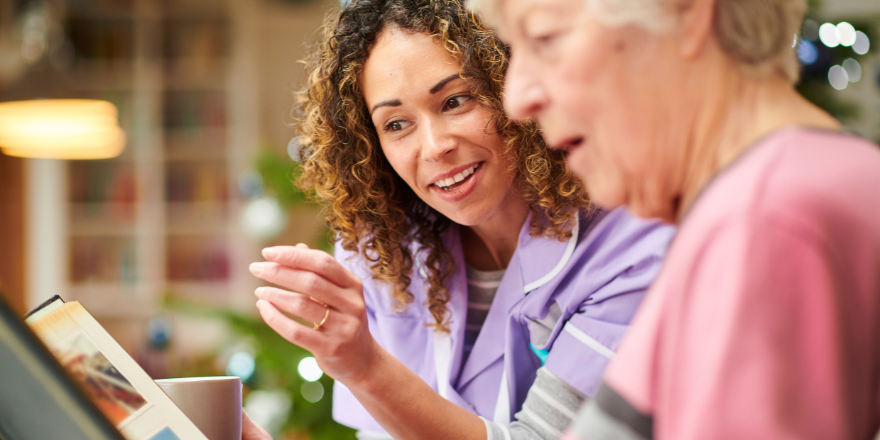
[
  {"x1": 331, "y1": 207, "x2": 675, "y2": 436},
  {"x1": 565, "y1": 128, "x2": 880, "y2": 440}
]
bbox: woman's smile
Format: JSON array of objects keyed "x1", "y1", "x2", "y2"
[{"x1": 429, "y1": 161, "x2": 483, "y2": 202}]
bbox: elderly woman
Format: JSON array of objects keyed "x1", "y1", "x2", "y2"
[
  {"x1": 243, "y1": 0, "x2": 674, "y2": 439},
  {"x1": 468, "y1": 0, "x2": 880, "y2": 439}
]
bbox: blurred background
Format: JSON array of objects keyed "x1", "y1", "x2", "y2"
[{"x1": 0, "y1": 0, "x2": 877, "y2": 438}]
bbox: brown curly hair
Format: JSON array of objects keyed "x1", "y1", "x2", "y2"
[{"x1": 294, "y1": 0, "x2": 589, "y2": 331}]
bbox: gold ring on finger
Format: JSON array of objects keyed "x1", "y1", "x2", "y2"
[{"x1": 313, "y1": 305, "x2": 330, "y2": 330}]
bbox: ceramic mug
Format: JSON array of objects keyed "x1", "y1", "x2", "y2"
[{"x1": 155, "y1": 376, "x2": 242, "y2": 440}]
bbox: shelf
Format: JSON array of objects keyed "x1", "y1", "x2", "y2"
[
  {"x1": 57, "y1": 0, "x2": 256, "y2": 326},
  {"x1": 166, "y1": 281, "x2": 231, "y2": 297},
  {"x1": 67, "y1": 284, "x2": 153, "y2": 318},
  {"x1": 163, "y1": 58, "x2": 228, "y2": 90},
  {"x1": 69, "y1": 224, "x2": 136, "y2": 237},
  {"x1": 166, "y1": 234, "x2": 230, "y2": 282},
  {"x1": 69, "y1": 203, "x2": 137, "y2": 228},
  {"x1": 164, "y1": 127, "x2": 228, "y2": 161},
  {"x1": 67, "y1": 60, "x2": 137, "y2": 86},
  {"x1": 165, "y1": 161, "x2": 230, "y2": 204},
  {"x1": 166, "y1": 201, "x2": 230, "y2": 235}
]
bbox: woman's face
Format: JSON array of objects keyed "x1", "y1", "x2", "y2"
[
  {"x1": 361, "y1": 27, "x2": 522, "y2": 227},
  {"x1": 500, "y1": 0, "x2": 687, "y2": 219}
]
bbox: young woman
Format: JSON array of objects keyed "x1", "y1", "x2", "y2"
[
  {"x1": 244, "y1": 1, "x2": 674, "y2": 439},
  {"x1": 477, "y1": 0, "x2": 880, "y2": 438}
]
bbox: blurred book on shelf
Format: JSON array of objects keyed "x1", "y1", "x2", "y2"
[
  {"x1": 70, "y1": 237, "x2": 138, "y2": 284},
  {"x1": 163, "y1": 90, "x2": 227, "y2": 129},
  {"x1": 166, "y1": 236, "x2": 229, "y2": 282},
  {"x1": 165, "y1": 161, "x2": 229, "y2": 204},
  {"x1": 163, "y1": 19, "x2": 228, "y2": 83}
]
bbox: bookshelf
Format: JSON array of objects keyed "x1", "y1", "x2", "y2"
[{"x1": 59, "y1": 0, "x2": 259, "y2": 355}]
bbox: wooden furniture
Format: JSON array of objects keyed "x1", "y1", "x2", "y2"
[
  {"x1": 55, "y1": 0, "x2": 259, "y2": 355},
  {"x1": 0, "y1": 152, "x2": 25, "y2": 315}
]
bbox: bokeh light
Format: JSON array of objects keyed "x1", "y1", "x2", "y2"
[
  {"x1": 226, "y1": 351, "x2": 256, "y2": 382},
  {"x1": 802, "y1": 19, "x2": 819, "y2": 41},
  {"x1": 238, "y1": 170, "x2": 264, "y2": 199},
  {"x1": 797, "y1": 39, "x2": 819, "y2": 65},
  {"x1": 853, "y1": 31, "x2": 870, "y2": 55},
  {"x1": 836, "y1": 22, "x2": 856, "y2": 47},
  {"x1": 301, "y1": 381, "x2": 325, "y2": 403},
  {"x1": 297, "y1": 356, "x2": 323, "y2": 382},
  {"x1": 147, "y1": 316, "x2": 172, "y2": 349},
  {"x1": 244, "y1": 390, "x2": 292, "y2": 438},
  {"x1": 842, "y1": 58, "x2": 862, "y2": 83},
  {"x1": 819, "y1": 22, "x2": 840, "y2": 47},
  {"x1": 287, "y1": 136, "x2": 305, "y2": 162},
  {"x1": 240, "y1": 196, "x2": 287, "y2": 240},
  {"x1": 828, "y1": 65, "x2": 849, "y2": 90}
]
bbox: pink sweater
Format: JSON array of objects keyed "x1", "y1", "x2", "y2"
[{"x1": 599, "y1": 128, "x2": 880, "y2": 439}]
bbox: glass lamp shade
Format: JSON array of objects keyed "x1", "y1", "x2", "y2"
[{"x1": 0, "y1": 99, "x2": 126, "y2": 159}]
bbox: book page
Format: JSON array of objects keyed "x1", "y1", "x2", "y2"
[{"x1": 29, "y1": 302, "x2": 209, "y2": 440}]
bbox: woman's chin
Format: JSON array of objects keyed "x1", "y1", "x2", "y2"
[
  {"x1": 443, "y1": 213, "x2": 488, "y2": 228},
  {"x1": 582, "y1": 177, "x2": 627, "y2": 210}
]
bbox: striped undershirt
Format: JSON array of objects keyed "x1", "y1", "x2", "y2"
[{"x1": 462, "y1": 264, "x2": 505, "y2": 368}]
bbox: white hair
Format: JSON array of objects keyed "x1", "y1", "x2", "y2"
[{"x1": 470, "y1": 0, "x2": 806, "y2": 82}]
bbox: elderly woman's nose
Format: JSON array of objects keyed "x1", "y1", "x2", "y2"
[
  {"x1": 503, "y1": 55, "x2": 547, "y2": 120},
  {"x1": 420, "y1": 120, "x2": 456, "y2": 162}
]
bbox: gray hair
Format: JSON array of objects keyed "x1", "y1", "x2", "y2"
[{"x1": 471, "y1": 0, "x2": 806, "y2": 83}]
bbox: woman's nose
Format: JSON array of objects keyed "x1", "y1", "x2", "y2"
[
  {"x1": 420, "y1": 119, "x2": 456, "y2": 163},
  {"x1": 503, "y1": 53, "x2": 548, "y2": 121}
]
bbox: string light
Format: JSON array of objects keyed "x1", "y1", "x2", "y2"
[
  {"x1": 297, "y1": 356, "x2": 323, "y2": 382},
  {"x1": 836, "y1": 22, "x2": 856, "y2": 47},
  {"x1": 853, "y1": 31, "x2": 870, "y2": 55},
  {"x1": 842, "y1": 58, "x2": 862, "y2": 83},
  {"x1": 819, "y1": 22, "x2": 840, "y2": 47},
  {"x1": 828, "y1": 65, "x2": 849, "y2": 90}
]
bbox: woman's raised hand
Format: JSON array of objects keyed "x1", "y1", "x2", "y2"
[{"x1": 249, "y1": 244, "x2": 380, "y2": 386}]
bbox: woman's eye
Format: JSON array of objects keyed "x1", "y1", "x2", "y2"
[
  {"x1": 530, "y1": 31, "x2": 560, "y2": 51},
  {"x1": 444, "y1": 95, "x2": 471, "y2": 111},
  {"x1": 383, "y1": 120, "x2": 409, "y2": 132}
]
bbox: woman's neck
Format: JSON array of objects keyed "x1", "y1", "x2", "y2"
[
  {"x1": 673, "y1": 69, "x2": 840, "y2": 222},
  {"x1": 460, "y1": 192, "x2": 530, "y2": 271}
]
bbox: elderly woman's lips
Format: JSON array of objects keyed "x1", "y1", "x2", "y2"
[{"x1": 553, "y1": 137, "x2": 584, "y2": 151}]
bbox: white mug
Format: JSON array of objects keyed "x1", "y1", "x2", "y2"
[{"x1": 155, "y1": 376, "x2": 242, "y2": 440}]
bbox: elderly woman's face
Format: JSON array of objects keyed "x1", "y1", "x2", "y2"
[
  {"x1": 361, "y1": 27, "x2": 520, "y2": 227},
  {"x1": 501, "y1": 0, "x2": 679, "y2": 217}
]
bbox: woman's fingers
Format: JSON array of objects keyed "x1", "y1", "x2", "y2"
[
  {"x1": 260, "y1": 245, "x2": 360, "y2": 289},
  {"x1": 249, "y1": 262, "x2": 354, "y2": 312},
  {"x1": 256, "y1": 300, "x2": 323, "y2": 349},
  {"x1": 241, "y1": 410, "x2": 272, "y2": 440},
  {"x1": 255, "y1": 286, "x2": 328, "y2": 325}
]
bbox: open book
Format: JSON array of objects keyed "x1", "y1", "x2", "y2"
[{"x1": 25, "y1": 297, "x2": 209, "y2": 440}]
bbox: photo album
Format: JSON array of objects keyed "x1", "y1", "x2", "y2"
[{"x1": 21, "y1": 296, "x2": 209, "y2": 440}]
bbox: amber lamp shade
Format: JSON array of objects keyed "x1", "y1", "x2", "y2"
[{"x1": 0, "y1": 99, "x2": 125, "y2": 160}]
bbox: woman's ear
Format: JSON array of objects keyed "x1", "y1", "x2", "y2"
[{"x1": 675, "y1": 0, "x2": 716, "y2": 60}]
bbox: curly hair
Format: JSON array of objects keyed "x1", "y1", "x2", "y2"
[{"x1": 294, "y1": 0, "x2": 589, "y2": 332}]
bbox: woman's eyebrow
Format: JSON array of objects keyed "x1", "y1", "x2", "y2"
[
  {"x1": 430, "y1": 74, "x2": 462, "y2": 94},
  {"x1": 371, "y1": 99, "x2": 402, "y2": 114},
  {"x1": 369, "y1": 74, "x2": 462, "y2": 114}
]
